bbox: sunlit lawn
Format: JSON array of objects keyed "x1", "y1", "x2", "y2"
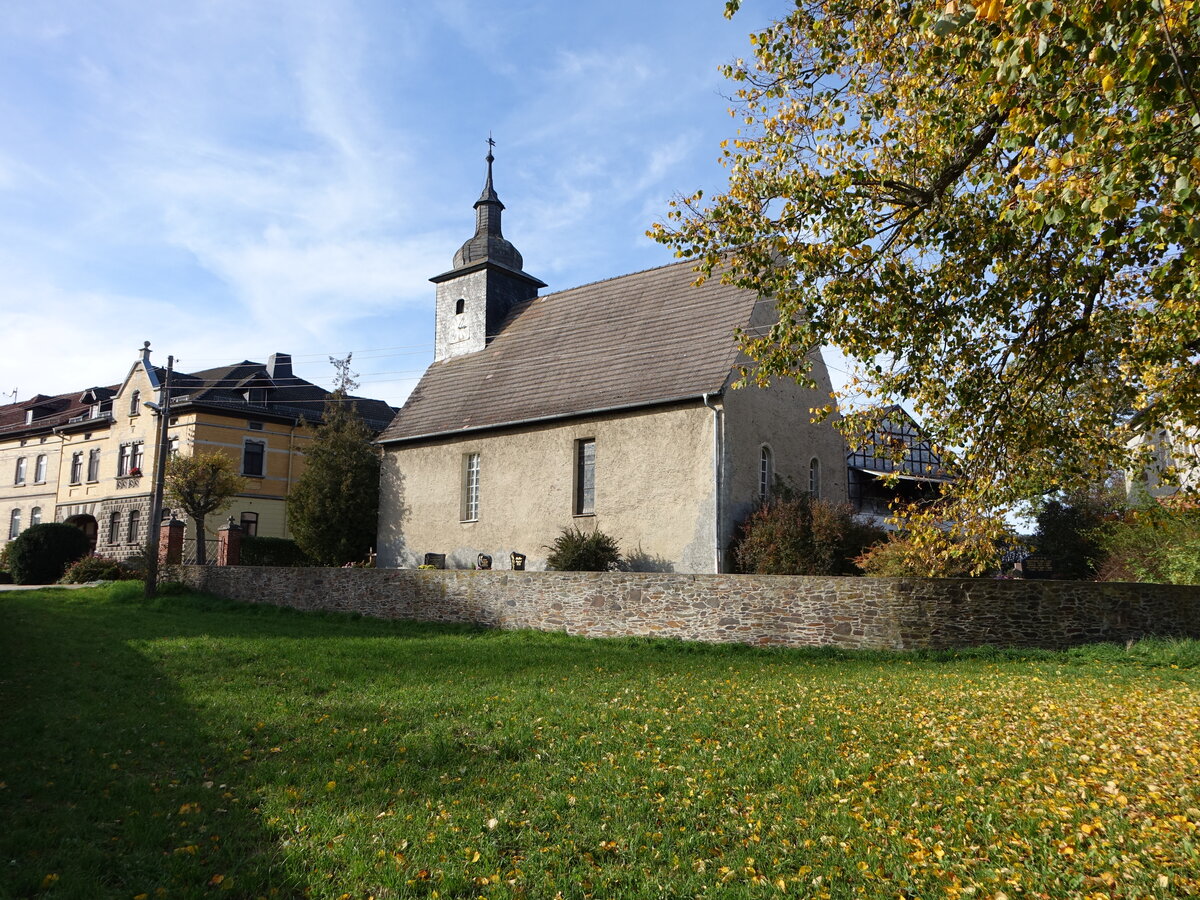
[{"x1": 2, "y1": 582, "x2": 1198, "y2": 900}]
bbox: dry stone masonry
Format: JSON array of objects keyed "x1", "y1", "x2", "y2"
[{"x1": 169, "y1": 567, "x2": 1200, "y2": 651}]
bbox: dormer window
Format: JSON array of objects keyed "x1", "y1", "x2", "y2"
[
  {"x1": 24, "y1": 410, "x2": 32, "y2": 425},
  {"x1": 129, "y1": 390, "x2": 140, "y2": 416},
  {"x1": 455, "y1": 298, "x2": 466, "y2": 315}
]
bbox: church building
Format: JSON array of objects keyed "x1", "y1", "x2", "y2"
[{"x1": 376, "y1": 152, "x2": 848, "y2": 572}]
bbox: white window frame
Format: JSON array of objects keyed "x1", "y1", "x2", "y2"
[
  {"x1": 9, "y1": 508, "x2": 20, "y2": 539},
  {"x1": 34, "y1": 455, "x2": 46, "y2": 484},
  {"x1": 14, "y1": 457, "x2": 26, "y2": 485},
  {"x1": 574, "y1": 438, "x2": 596, "y2": 516},
  {"x1": 30, "y1": 507, "x2": 41, "y2": 527},
  {"x1": 87, "y1": 449, "x2": 101, "y2": 483},
  {"x1": 759, "y1": 445, "x2": 774, "y2": 499},
  {"x1": 70, "y1": 452, "x2": 83, "y2": 484},
  {"x1": 461, "y1": 452, "x2": 480, "y2": 522},
  {"x1": 127, "y1": 509, "x2": 141, "y2": 544}
]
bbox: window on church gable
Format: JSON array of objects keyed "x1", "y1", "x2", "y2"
[
  {"x1": 455, "y1": 298, "x2": 465, "y2": 315},
  {"x1": 760, "y1": 445, "x2": 774, "y2": 499},
  {"x1": 574, "y1": 439, "x2": 595, "y2": 516},
  {"x1": 461, "y1": 453, "x2": 480, "y2": 522}
]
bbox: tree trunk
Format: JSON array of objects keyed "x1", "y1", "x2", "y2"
[{"x1": 194, "y1": 514, "x2": 207, "y2": 566}]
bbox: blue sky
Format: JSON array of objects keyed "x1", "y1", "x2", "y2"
[{"x1": 0, "y1": 0, "x2": 797, "y2": 407}]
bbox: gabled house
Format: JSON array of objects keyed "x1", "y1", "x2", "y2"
[
  {"x1": 1, "y1": 344, "x2": 395, "y2": 559},
  {"x1": 845, "y1": 406, "x2": 952, "y2": 529},
  {"x1": 376, "y1": 153, "x2": 848, "y2": 572}
]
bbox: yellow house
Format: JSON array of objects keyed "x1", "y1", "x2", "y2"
[{"x1": 1, "y1": 343, "x2": 395, "y2": 561}]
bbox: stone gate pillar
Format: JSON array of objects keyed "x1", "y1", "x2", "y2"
[
  {"x1": 217, "y1": 518, "x2": 243, "y2": 566},
  {"x1": 159, "y1": 516, "x2": 185, "y2": 565}
]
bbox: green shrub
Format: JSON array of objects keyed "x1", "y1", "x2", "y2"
[
  {"x1": 1095, "y1": 503, "x2": 1200, "y2": 585},
  {"x1": 854, "y1": 532, "x2": 979, "y2": 577},
  {"x1": 545, "y1": 526, "x2": 622, "y2": 571},
  {"x1": 59, "y1": 554, "x2": 138, "y2": 584},
  {"x1": 733, "y1": 493, "x2": 884, "y2": 575},
  {"x1": 241, "y1": 536, "x2": 313, "y2": 567},
  {"x1": 8, "y1": 523, "x2": 91, "y2": 585},
  {"x1": 0, "y1": 542, "x2": 12, "y2": 582}
]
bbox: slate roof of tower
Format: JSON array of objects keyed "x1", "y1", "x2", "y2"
[{"x1": 379, "y1": 259, "x2": 761, "y2": 443}]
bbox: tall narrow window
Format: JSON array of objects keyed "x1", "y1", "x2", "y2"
[
  {"x1": 129, "y1": 390, "x2": 140, "y2": 416},
  {"x1": 14, "y1": 457, "x2": 26, "y2": 485},
  {"x1": 70, "y1": 452, "x2": 83, "y2": 484},
  {"x1": 809, "y1": 457, "x2": 821, "y2": 499},
  {"x1": 243, "y1": 440, "x2": 265, "y2": 477},
  {"x1": 455, "y1": 298, "x2": 465, "y2": 315},
  {"x1": 127, "y1": 509, "x2": 141, "y2": 544},
  {"x1": 30, "y1": 507, "x2": 41, "y2": 527},
  {"x1": 34, "y1": 455, "x2": 46, "y2": 483},
  {"x1": 575, "y1": 439, "x2": 596, "y2": 515},
  {"x1": 117, "y1": 444, "x2": 130, "y2": 476},
  {"x1": 168, "y1": 436, "x2": 180, "y2": 456},
  {"x1": 87, "y1": 449, "x2": 101, "y2": 482},
  {"x1": 109, "y1": 511, "x2": 121, "y2": 544},
  {"x1": 9, "y1": 509, "x2": 21, "y2": 539},
  {"x1": 240, "y1": 511, "x2": 259, "y2": 536},
  {"x1": 759, "y1": 446, "x2": 774, "y2": 499},
  {"x1": 130, "y1": 442, "x2": 144, "y2": 474},
  {"x1": 462, "y1": 453, "x2": 480, "y2": 521}
]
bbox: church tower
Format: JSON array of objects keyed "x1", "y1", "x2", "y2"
[{"x1": 430, "y1": 145, "x2": 546, "y2": 362}]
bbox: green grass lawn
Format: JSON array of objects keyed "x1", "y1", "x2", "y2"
[{"x1": 2, "y1": 583, "x2": 1198, "y2": 900}]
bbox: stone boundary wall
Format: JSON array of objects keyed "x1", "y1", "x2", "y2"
[{"x1": 167, "y1": 566, "x2": 1200, "y2": 651}]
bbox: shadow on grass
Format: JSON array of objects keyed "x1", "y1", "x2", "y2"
[{"x1": 0, "y1": 588, "x2": 306, "y2": 899}]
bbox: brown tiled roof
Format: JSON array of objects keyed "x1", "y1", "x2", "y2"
[{"x1": 380, "y1": 260, "x2": 759, "y2": 443}]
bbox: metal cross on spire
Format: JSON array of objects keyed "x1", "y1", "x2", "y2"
[{"x1": 486, "y1": 132, "x2": 496, "y2": 162}]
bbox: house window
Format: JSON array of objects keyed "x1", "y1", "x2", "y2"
[
  {"x1": 575, "y1": 438, "x2": 596, "y2": 515},
  {"x1": 760, "y1": 445, "x2": 774, "y2": 499},
  {"x1": 809, "y1": 457, "x2": 821, "y2": 499},
  {"x1": 109, "y1": 512, "x2": 121, "y2": 544},
  {"x1": 243, "y1": 440, "x2": 265, "y2": 477},
  {"x1": 117, "y1": 444, "x2": 130, "y2": 477},
  {"x1": 130, "y1": 442, "x2": 144, "y2": 475},
  {"x1": 70, "y1": 452, "x2": 83, "y2": 484},
  {"x1": 248, "y1": 421, "x2": 264, "y2": 431},
  {"x1": 127, "y1": 509, "x2": 141, "y2": 544},
  {"x1": 34, "y1": 455, "x2": 46, "y2": 484},
  {"x1": 240, "y1": 511, "x2": 258, "y2": 536},
  {"x1": 87, "y1": 449, "x2": 101, "y2": 482},
  {"x1": 462, "y1": 453, "x2": 480, "y2": 521},
  {"x1": 14, "y1": 457, "x2": 26, "y2": 485},
  {"x1": 168, "y1": 436, "x2": 180, "y2": 456},
  {"x1": 129, "y1": 390, "x2": 140, "y2": 416},
  {"x1": 30, "y1": 507, "x2": 41, "y2": 527},
  {"x1": 9, "y1": 509, "x2": 20, "y2": 539}
]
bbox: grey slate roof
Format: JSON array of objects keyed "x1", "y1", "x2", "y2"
[{"x1": 379, "y1": 259, "x2": 760, "y2": 443}]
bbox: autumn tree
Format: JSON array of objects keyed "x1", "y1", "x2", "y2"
[
  {"x1": 164, "y1": 451, "x2": 244, "y2": 566},
  {"x1": 653, "y1": 0, "x2": 1199, "y2": 571},
  {"x1": 287, "y1": 392, "x2": 380, "y2": 566}
]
